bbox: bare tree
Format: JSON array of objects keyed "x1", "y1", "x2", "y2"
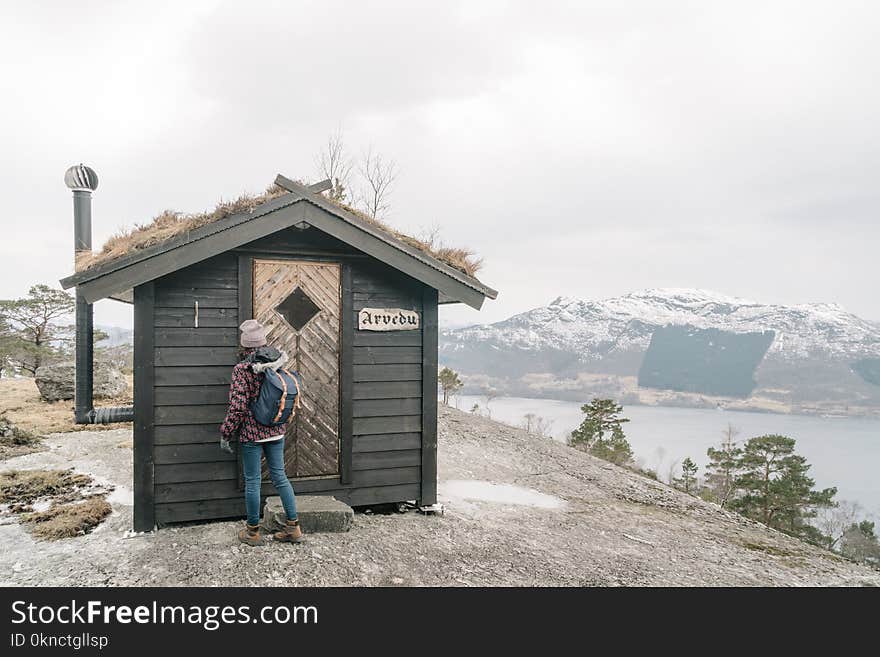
[
  {"x1": 520, "y1": 413, "x2": 554, "y2": 438},
  {"x1": 704, "y1": 423, "x2": 741, "y2": 507},
  {"x1": 814, "y1": 500, "x2": 862, "y2": 550},
  {"x1": 722, "y1": 423, "x2": 739, "y2": 445},
  {"x1": 482, "y1": 388, "x2": 498, "y2": 418},
  {"x1": 666, "y1": 458, "x2": 681, "y2": 486},
  {"x1": 537, "y1": 416, "x2": 553, "y2": 438},
  {"x1": 418, "y1": 225, "x2": 442, "y2": 249},
  {"x1": 316, "y1": 128, "x2": 353, "y2": 203},
  {"x1": 651, "y1": 446, "x2": 666, "y2": 479},
  {"x1": 358, "y1": 147, "x2": 397, "y2": 221}
]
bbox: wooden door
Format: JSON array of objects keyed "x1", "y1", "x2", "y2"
[{"x1": 253, "y1": 259, "x2": 340, "y2": 478}]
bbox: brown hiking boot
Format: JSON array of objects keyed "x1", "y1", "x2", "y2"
[
  {"x1": 238, "y1": 523, "x2": 265, "y2": 547},
  {"x1": 274, "y1": 519, "x2": 304, "y2": 543}
]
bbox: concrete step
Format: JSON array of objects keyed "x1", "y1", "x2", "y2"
[{"x1": 262, "y1": 495, "x2": 353, "y2": 533}]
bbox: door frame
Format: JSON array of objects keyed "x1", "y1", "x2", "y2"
[{"x1": 235, "y1": 253, "x2": 353, "y2": 490}]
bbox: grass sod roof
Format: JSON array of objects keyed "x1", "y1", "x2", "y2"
[{"x1": 75, "y1": 183, "x2": 484, "y2": 279}]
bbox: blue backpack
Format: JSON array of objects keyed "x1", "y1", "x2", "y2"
[
  {"x1": 246, "y1": 346, "x2": 302, "y2": 427},
  {"x1": 251, "y1": 367, "x2": 302, "y2": 427}
]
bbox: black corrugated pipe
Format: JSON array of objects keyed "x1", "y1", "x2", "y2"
[{"x1": 65, "y1": 165, "x2": 134, "y2": 425}]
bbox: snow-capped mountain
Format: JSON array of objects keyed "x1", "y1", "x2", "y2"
[
  {"x1": 443, "y1": 288, "x2": 880, "y2": 363},
  {"x1": 440, "y1": 289, "x2": 880, "y2": 415}
]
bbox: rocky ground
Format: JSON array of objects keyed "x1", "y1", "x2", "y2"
[{"x1": 0, "y1": 405, "x2": 877, "y2": 586}]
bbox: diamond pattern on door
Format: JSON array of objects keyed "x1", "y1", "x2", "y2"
[
  {"x1": 275, "y1": 287, "x2": 321, "y2": 331},
  {"x1": 253, "y1": 259, "x2": 340, "y2": 478}
]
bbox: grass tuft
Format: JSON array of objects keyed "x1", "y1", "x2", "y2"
[
  {"x1": 741, "y1": 541, "x2": 797, "y2": 557},
  {"x1": 25, "y1": 497, "x2": 113, "y2": 540},
  {"x1": 0, "y1": 414, "x2": 41, "y2": 447},
  {"x1": 76, "y1": 182, "x2": 484, "y2": 277},
  {"x1": 0, "y1": 469, "x2": 92, "y2": 505}
]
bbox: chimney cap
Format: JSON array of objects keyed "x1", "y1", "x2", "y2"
[{"x1": 64, "y1": 164, "x2": 99, "y2": 192}]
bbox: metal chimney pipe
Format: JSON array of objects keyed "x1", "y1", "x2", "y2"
[
  {"x1": 64, "y1": 165, "x2": 133, "y2": 424},
  {"x1": 65, "y1": 165, "x2": 99, "y2": 424},
  {"x1": 73, "y1": 191, "x2": 92, "y2": 252},
  {"x1": 64, "y1": 164, "x2": 98, "y2": 251}
]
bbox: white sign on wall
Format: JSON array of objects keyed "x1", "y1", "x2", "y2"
[{"x1": 358, "y1": 308, "x2": 420, "y2": 331}]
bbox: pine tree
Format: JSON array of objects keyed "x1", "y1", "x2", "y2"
[
  {"x1": 0, "y1": 285, "x2": 75, "y2": 375},
  {"x1": 703, "y1": 423, "x2": 741, "y2": 507},
  {"x1": 0, "y1": 315, "x2": 16, "y2": 378},
  {"x1": 568, "y1": 399, "x2": 633, "y2": 466},
  {"x1": 674, "y1": 457, "x2": 699, "y2": 494},
  {"x1": 840, "y1": 521, "x2": 880, "y2": 564},
  {"x1": 731, "y1": 434, "x2": 836, "y2": 540},
  {"x1": 587, "y1": 429, "x2": 634, "y2": 465},
  {"x1": 437, "y1": 367, "x2": 463, "y2": 405}
]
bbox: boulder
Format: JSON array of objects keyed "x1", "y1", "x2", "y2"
[
  {"x1": 262, "y1": 495, "x2": 353, "y2": 534},
  {"x1": 34, "y1": 361, "x2": 127, "y2": 402},
  {"x1": 0, "y1": 415, "x2": 19, "y2": 439}
]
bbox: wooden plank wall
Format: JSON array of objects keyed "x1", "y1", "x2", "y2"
[
  {"x1": 149, "y1": 238, "x2": 425, "y2": 525},
  {"x1": 348, "y1": 260, "x2": 424, "y2": 501},
  {"x1": 152, "y1": 254, "x2": 242, "y2": 524}
]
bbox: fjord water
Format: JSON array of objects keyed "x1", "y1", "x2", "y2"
[{"x1": 455, "y1": 395, "x2": 880, "y2": 521}]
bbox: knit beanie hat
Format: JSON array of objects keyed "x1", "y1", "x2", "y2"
[{"x1": 239, "y1": 319, "x2": 267, "y2": 348}]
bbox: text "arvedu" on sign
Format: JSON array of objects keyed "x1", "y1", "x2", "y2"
[{"x1": 358, "y1": 307, "x2": 420, "y2": 331}]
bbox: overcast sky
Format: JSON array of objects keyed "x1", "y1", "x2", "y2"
[{"x1": 1, "y1": 1, "x2": 878, "y2": 329}]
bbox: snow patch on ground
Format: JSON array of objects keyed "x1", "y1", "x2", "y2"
[
  {"x1": 106, "y1": 486, "x2": 133, "y2": 507},
  {"x1": 440, "y1": 480, "x2": 567, "y2": 509}
]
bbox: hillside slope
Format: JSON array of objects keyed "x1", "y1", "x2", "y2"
[{"x1": 1, "y1": 406, "x2": 876, "y2": 586}]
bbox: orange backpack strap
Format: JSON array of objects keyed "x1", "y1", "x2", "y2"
[
  {"x1": 271, "y1": 369, "x2": 288, "y2": 424},
  {"x1": 280, "y1": 369, "x2": 301, "y2": 415}
]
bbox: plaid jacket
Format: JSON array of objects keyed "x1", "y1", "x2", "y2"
[{"x1": 219, "y1": 352, "x2": 293, "y2": 443}]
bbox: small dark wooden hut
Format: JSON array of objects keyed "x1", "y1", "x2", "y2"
[{"x1": 61, "y1": 174, "x2": 497, "y2": 531}]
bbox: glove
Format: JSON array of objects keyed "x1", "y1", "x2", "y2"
[{"x1": 220, "y1": 437, "x2": 234, "y2": 454}]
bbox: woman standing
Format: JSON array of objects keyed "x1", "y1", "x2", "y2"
[{"x1": 220, "y1": 319, "x2": 303, "y2": 546}]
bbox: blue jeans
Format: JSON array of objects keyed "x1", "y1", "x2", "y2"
[{"x1": 241, "y1": 438, "x2": 297, "y2": 526}]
